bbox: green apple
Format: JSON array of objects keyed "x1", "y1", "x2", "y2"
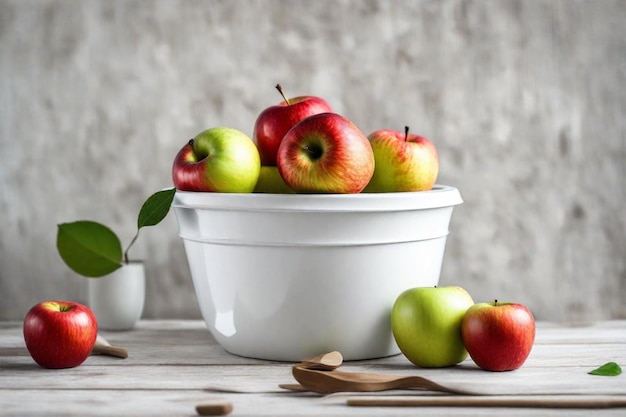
[
  {"x1": 172, "y1": 127, "x2": 261, "y2": 193},
  {"x1": 253, "y1": 166, "x2": 294, "y2": 193},
  {"x1": 391, "y1": 286, "x2": 474, "y2": 367}
]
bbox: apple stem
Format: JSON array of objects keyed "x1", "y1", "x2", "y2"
[
  {"x1": 188, "y1": 139, "x2": 194, "y2": 147},
  {"x1": 275, "y1": 84, "x2": 290, "y2": 106},
  {"x1": 404, "y1": 126, "x2": 409, "y2": 142},
  {"x1": 494, "y1": 299, "x2": 498, "y2": 306}
]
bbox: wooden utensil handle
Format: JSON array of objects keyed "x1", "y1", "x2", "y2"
[
  {"x1": 347, "y1": 395, "x2": 626, "y2": 409},
  {"x1": 196, "y1": 400, "x2": 233, "y2": 416},
  {"x1": 91, "y1": 345, "x2": 129, "y2": 359}
]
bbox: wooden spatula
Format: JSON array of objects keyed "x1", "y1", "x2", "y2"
[
  {"x1": 292, "y1": 365, "x2": 476, "y2": 395},
  {"x1": 288, "y1": 350, "x2": 475, "y2": 395}
]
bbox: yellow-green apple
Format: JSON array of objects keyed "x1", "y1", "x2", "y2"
[
  {"x1": 23, "y1": 300, "x2": 98, "y2": 369},
  {"x1": 172, "y1": 127, "x2": 261, "y2": 193},
  {"x1": 253, "y1": 166, "x2": 294, "y2": 193},
  {"x1": 391, "y1": 286, "x2": 474, "y2": 367},
  {"x1": 364, "y1": 126, "x2": 439, "y2": 192},
  {"x1": 253, "y1": 84, "x2": 333, "y2": 166},
  {"x1": 461, "y1": 300, "x2": 536, "y2": 371},
  {"x1": 276, "y1": 113, "x2": 375, "y2": 193}
]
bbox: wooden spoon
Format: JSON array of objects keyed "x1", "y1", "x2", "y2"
[
  {"x1": 298, "y1": 351, "x2": 343, "y2": 371},
  {"x1": 292, "y1": 365, "x2": 477, "y2": 395},
  {"x1": 90, "y1": 334, "x2": 128, "y2": 359}
]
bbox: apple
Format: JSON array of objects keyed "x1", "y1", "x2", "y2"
[
  {"x1": 363, "y1": 126, "x2": 439, "y2": 192},
  {"x1": 276, "y1": 113, "x2": 375, "y2": 193},
  {"x1": 391, "y1": 286, "x2": 474, "y2": 368},
  {"x1": 23, "y1": 300, "x2": 98, "y2": 369},
  {"x1": 253, "y1": 84, "x2": 333, "y2": 166},
  {"x1": 172, "y1": 127, "x2": 261, "y2": 193},
  {"x1": 461, "y1": 300, "x2": 536, "y2": 371},
  {"x1": 253, "y1": 166, "x2": 294, "y2": 193}
]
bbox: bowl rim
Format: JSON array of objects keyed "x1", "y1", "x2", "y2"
[{"x1": 173, "y1": 184, "x2": 462, "y2": 212}]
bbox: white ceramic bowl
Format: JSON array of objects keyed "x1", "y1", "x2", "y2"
[{"x1": 173, "y1": 185, "x2": 462, "y2": 361}]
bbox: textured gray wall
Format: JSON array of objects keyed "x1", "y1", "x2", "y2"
[{"x1": 1, "y1": 0, "x2": 625, "y2": 322}]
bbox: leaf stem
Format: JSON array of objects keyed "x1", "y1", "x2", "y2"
[{"x1": 124, "y1": 231, "x2": 140, "y2": 264}]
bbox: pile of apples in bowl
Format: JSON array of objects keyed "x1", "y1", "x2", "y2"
[{"x1": 171, "y1": 85, "x2": 463, "y2": 361}]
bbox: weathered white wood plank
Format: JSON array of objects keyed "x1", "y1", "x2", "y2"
[
  {"x1": 1, "y1": 320, "x2": 625, "y2": 416},
  {"x1": 3, "y1": 320, "x2": 625, "y2": 365},
  {"x1": 1, "y1": 363, "x2": 624, "y2": 396},
  {"x1": 2, "y1": 389, "x2": 626, "y2": 417},
  {"x1": 533, "y1": 321, "x2": 626, "y2": 344}
]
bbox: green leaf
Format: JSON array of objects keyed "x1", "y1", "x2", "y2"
[
  {"x1": 137, "y1": 188, "x2": 176, "y2": 230},
  {"x1": 57, "y1": 221, "x2": 122, "y2": 277},
  {"x1": 588, "y1": 362, "x2": 622, "y2": 376}
]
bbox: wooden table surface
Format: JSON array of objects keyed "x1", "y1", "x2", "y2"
[{"x1": 1, "y1": 320, "x2": 625, "y2": 416}]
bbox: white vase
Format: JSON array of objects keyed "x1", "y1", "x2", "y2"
[{"x1": 88, "y1": 262, "x2": 145, "y2": 331}]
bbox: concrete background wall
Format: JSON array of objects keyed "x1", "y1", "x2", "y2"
[{"x1": 1, "y1": 0, "x2": 624, "y2": 322}]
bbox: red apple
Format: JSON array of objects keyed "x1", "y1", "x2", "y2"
[
  {"x1": 276, "y1": 113, "x2": 375, "y2": 193},
  {"x1": 172, "y1": 127, "x2": 261, "y2": 193},
  {"x1": 253, "y1": 84, "x2": 333, "y2": 166},
  {"x1": 364, "y1": 126, "x2": 439, "y2": 192},
  {"x1": 461, "y1": 300, "x2": 536, "y2": 371},
  {"x1": 23, "y1": 300, "x2": 98, "y2": 369}
]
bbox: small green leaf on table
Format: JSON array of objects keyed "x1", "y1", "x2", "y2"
[
  {"x1": 57, "y1": 221, "x2": 123, "y2": 277},
  {"x1": 588, "y1": 362, "x2": 622, "y2": 376}
]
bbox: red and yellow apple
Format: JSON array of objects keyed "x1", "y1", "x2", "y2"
[
  {"x1": 461, "y1": 300, "x2": 536, "y2": 371},
  {"x1": 364, "y1": 126, "x2": 439, "y2": 192},
  {"x1": 253, "y1": 84, "x2": 332, "y2": 166},
  {"x1": 276, "y1": 113, "x2": 375, "y2": 194},
  {"x1": 172, "y1": 127, "x2": 261, "y2": 193},
  {"x1": 23, "y1": 301, "x2": 98, "y2": 369}
]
